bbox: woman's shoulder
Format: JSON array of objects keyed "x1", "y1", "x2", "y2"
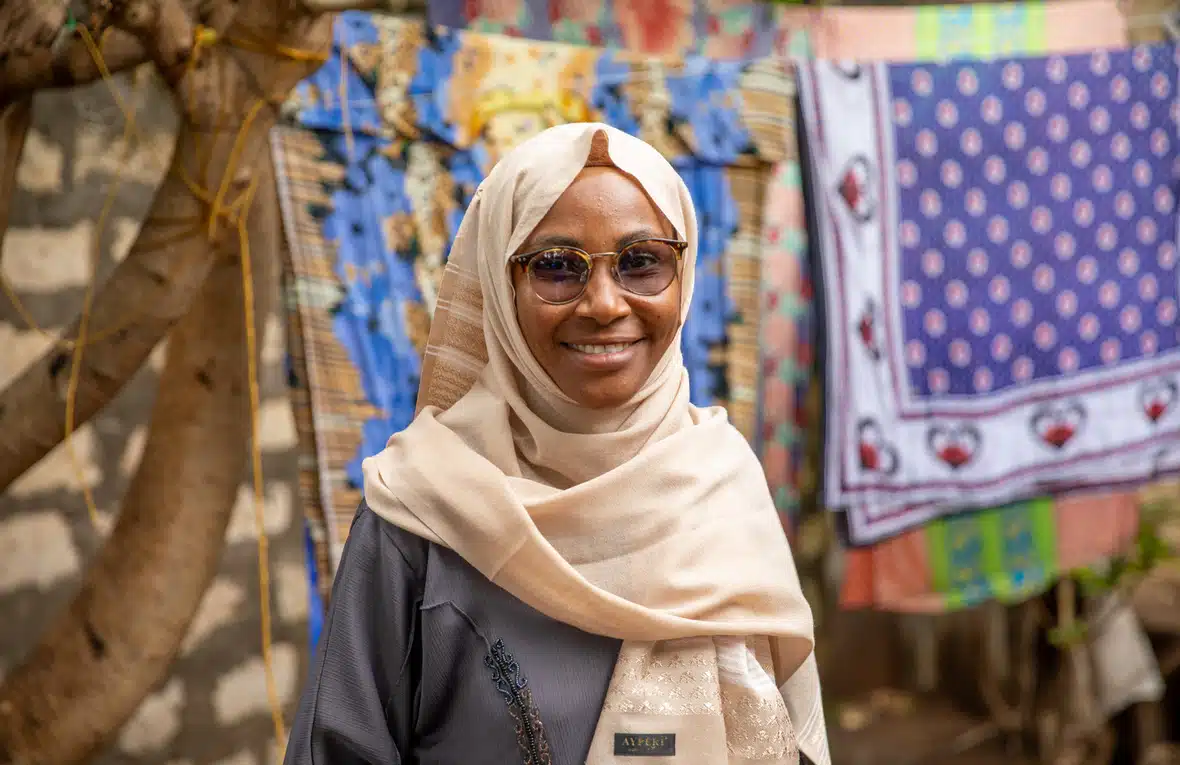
[{"x1": 351, "y1": 499, "x2": 431, "y2": 580}]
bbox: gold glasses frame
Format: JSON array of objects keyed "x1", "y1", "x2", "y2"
[{"x1": 509, "y1": 237, "x2": 688, "y2": 305}]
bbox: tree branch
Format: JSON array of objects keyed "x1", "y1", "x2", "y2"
[
  {"x1": 109, "y1": 0, "x2": 194, "y2": 90},
  {"x1": 296, "y1": 0, "x2": 422, "y2": 13},
  {"x1": 0, "y1": 155, "x2": 280, "y2": 765},
  {"x1": 0, "y1": 0, "x2": 199, "y2": 109},
  {"x1": 0, "y1": 0, "x2": 68, "y2": 56},
  {"x1": 0, "y1": 99, "x2": 33, "y2": 253},
  {"x1": 0, "y1": 28, "x2": 148, "y2": 108},
  {"x1": 298, "y1": 0, "x2": 384, "y2": 11},
  {"x1": 0, "y1": 5, "x2": 332, "y2": 493}
]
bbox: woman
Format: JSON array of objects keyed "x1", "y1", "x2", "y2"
[{"x1": 285, "y1": 123, "x2": 828, "y2": 765}]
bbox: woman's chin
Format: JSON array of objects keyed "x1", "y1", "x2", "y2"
[{"x1": 564, "y1": 377, "x2": 644, "y2": 410}]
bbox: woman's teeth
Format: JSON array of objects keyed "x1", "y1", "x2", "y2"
[{"x1": 568, "y1": 342, "x2": 635, "y2": 355}]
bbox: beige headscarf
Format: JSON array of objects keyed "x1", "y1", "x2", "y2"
[{"x1": 362, "y1": 123, "x2": 829, "y2": 765}]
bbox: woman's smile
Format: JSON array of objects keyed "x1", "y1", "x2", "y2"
[{"x1": 561, "y1": 338, "x2": 645, "y2": 371}]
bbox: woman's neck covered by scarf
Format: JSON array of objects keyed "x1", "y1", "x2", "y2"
[{"x1": 362, "y1": 123, "x2": 829, "y2": 765}]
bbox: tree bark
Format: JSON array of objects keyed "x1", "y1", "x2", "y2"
[
  {"x1": 0, "y1": 99, "x2": 32, "y2": 254},
  {"x1": 0, "y1": 31, "x2": 147, "y2": 108},
  {"x1": 0, "y1": 0, "x2": 196, "y2": 108},
  {"x1": 298, "y1": 0, "x2": 424, "y2": 13},
  {"x1": 0, "y1": 3, "x2": 331, "y2": 494},
  {"x1": 0, "y1": 154, "x2": 281, "y2": 765},
  {"x1": 0, "y1": 0, "x2": 67, "y2": 58}
]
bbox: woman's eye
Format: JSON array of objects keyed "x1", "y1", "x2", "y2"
[
  {"x1": 532, "y1": 252, "x2": 586, "y2": 279},
  {"x1": 620, "y1": 253, "x2": 658, "y2": 270}
]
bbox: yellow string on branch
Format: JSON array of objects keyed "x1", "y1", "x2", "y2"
[
  {"x1": 68, "y1": 24, "x2": 144, "y2": 528},
  {"x1": 233, "y1": 175, "x2": 288, "y2": 758}
]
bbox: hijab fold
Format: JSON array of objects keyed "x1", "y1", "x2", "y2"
[{"x1": 362, "y1": 123, "x2": 829, "y2": 765}]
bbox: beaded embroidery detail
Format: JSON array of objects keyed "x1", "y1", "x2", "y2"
[{"x1": 485, "y1": 639, "x2": 553, "y2": 765}]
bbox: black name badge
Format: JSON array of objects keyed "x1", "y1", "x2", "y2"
[{"x1": 613, "y1": 733, "x2": 676, "y2": 757}]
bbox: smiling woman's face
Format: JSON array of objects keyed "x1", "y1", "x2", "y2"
[{"x1": 512, "y1": 167, "x2": 683, "y2": 409}]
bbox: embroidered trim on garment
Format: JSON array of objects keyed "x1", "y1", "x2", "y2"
[{"x1": 484, "y1": 639, "x2": 554, "y2": 765}]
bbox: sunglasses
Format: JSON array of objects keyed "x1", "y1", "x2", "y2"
[{"x1": 509, "y1": 237, "x2": 688, "y2": 305}]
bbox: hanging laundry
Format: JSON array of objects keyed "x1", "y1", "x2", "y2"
[
  {"x1": 275, "y1": 12, "x2": 800, "y2": 581},
  {"x1": 759, "y1": 1, "x2": 1127, "y2": 528},
  {"x1": 758, "y1": 152, "x2": 813, "y2": 518},
  {"x1": 802, "y1": 0, "x2": 1127, "y2": 62},
  {"x1": 799, "y1": 45, "x2": 1180, "y2": 545},
  {"x1": 427, "y1": 0, "x2": 780, "y2": 61},
  {"x1": 804, "y1": 0, "x2": 1141, "y2": 607},
  {"x1": 839, "y1": 492, "x2": 1141, "y2": 612}
]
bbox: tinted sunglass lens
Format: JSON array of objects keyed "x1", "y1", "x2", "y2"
[
  {"x1": 616, "y1": 241, "x2": 678, "y2": 295},
  {"x1": 529, "y1": 250, "x2": 589, "y2": 303}
]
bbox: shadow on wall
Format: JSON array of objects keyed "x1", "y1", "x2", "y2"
[{"x1": 0, "y1": 67, "x2": 309, "y2": 765}]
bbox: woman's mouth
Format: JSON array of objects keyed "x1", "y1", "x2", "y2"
[
  {"x1": 561, "y1": 340, "x2": 642, "y2": 371},
  {"x1": 565, "y1": 341, "x2": 639, "y2": 355}
]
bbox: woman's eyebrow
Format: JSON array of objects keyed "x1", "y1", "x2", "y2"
[
  {"x1": 616, "y1": 228, "x2": 664, "y2": 248},
  {"x1": 523, "y1": 227, "x2": 667, "y2": 253},
  {"x1": 522, "y1": 233, "x2": 583, "y2": 251}
]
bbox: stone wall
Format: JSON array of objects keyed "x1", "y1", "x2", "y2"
[{"x1": 0, "y1": 69, "x2": 309, "y2": 765}]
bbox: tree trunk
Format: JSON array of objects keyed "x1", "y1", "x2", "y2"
[
  {"x1": 0, "y1": 4, "x2": 331, "y2": 494},
  {"x1": 0, "y1": 154, "x2": 281, "y2": 765}
]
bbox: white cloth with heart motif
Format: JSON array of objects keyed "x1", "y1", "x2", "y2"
[{"x1": 797, "y1": 48, "x2": 1180, "y2": 545}]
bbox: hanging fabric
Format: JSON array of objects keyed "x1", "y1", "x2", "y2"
[
  {"x1": 767, "y1": 0, "x2": 1131, "y2": 530},
  {"x1": 804, "y1": 1, "x2": 1153, "y2": 617},
  {"x1": 425, "y1": 0, "x2": 781, "y2": 61},
  {"x1": 799, "y1": 44, "x2": 1180, "y2": 546},
  {"x1": 274, "y1": 12, "x2": 801, "y2": 587},
  {"x1": 839, "y1": 492, "x2": 1141, "y2": 612},
  {"x1": 803, "y1": 0, "x2": 1128, "y2": 61}
]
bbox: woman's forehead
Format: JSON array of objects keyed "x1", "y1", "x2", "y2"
[{"x1": 533, "y1": 168, "x2": 668, "y2": 229}]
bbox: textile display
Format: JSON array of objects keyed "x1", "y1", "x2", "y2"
[
  {"x1": 839, "y1": 491, "x2": 1141, "y2": 612},
  {"x1": 799, "y1": 45, "x2": 1180, "y2": 545},
  {"x1": 807, "y1": 0, "x2": 1139, "y2": 612},
  {"x1": 426, "y1": 0, "x2": 783, "y2": 61},
  {"x1": 800, "y1": 0, "x2": 1128, "y2": 62},
  {"x1": 759, "y1": 147, "x2": 813, "y2": 516},
  {"x1": 420, "y1": 0, "x2": 1127, "y2": 523},
  {"x1": 749, "y1": 25, "x2": 813, "y2": 521},
  {"x1": 782, "y1": 0, "x2": 1129, "y2": 531},
  {"x1": 425, "y1": 0, "x2": 1130, "y2": 63},
  {"x1": 274, "y1": 12, "x2": 800, "y2": 588}
]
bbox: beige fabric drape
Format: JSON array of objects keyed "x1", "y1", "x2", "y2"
[{"x1": 363, "y1": 123, "x2": 828, "y2": 765}]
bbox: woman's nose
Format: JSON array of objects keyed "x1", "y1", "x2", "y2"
[{"x1": 576, "y1": 262, "x2": 631, "y2": 323}]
